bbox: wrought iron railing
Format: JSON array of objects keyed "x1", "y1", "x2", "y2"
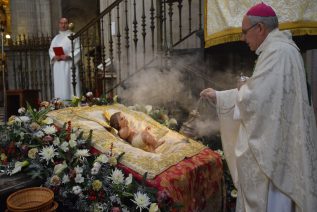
[
  {"x1": 69, "y1": 0, "x2": 204, "y2": 96},
  {"x1": 5, "y1": 34, "x2": 53, "y2": 100}
]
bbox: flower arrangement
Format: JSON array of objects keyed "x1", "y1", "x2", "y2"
[
  {"x1": 127, "y1": 104, "x2": 178, "y2": 130},
  {"x1": 69, "y1": 92, "x2": 116, "y2": 107},
  {"x1": 0, "y1": 103, "x2": 174, "y2": 212}
]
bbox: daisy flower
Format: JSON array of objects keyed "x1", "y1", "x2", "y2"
[
  {"x1": 131, "y1": 191, "x2": 151, "y2": 211},
  {"x1": 75, "y1": 149, "x2": 90, "y2": 158},
  {"x1": 39, "y1": 145, "x2": 57, "y2": 164},
  {"x1": 95, "y1": 154, "x2": 109, "y2": 164},
  {"x1": 43, "y1": 125, "x2": 57, "y2": 135},
  {"x1": 109, "y1": 168, "x2": 125, "y2": 184}
]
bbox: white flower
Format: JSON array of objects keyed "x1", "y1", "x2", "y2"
[
  {"x1": 168, "y1": 118, "x2": 178, "y2": 126},
  {"x1": 62, "y1": 175, "x2": 70, "y2": 184},
  {"x1": 149, "y1": 203, "x2": 160, "y2": 212},
  {"x1": 69, "y1": 139, "x2": 77, "y2": 148},
  {"x1": 110, "y1": 195, "x2": 121, "y2": 203},
  {"x1": 215, "y1": 149, "x2": 225, "y2": 160},
  {"x1": 231, "y1": 189, "x2": 238, "y2": 198},
  {"x1": 39, "y1": 145, "x2": 57, "y2": 164},
  {"x1": 60, "y1": 142, "x2": 69, "y2": 152},
  {"x1": 145, "y1": 105, "x2": 152, "y2": 114},
  {"x1": 75, "y1": 149, "x2": 90, "y2": 158},
  {"x1": 10, "y1": 161, "x2": 30, "y2": 175},
  {"x1": 18, "y1": 107, "x2": 26, "y2": 114},
  {"x1": 93, "y1": 162, "x2": 101, "y2": 169},
  {"x1": 75, "y1": 173, "x2": 85, "y2": 183},
  {"x1": 42, "y1": 117, "x2": 54, "y2": 125},
  {"x1": 110, "y1": 168, "x2": 125, "y2": 184},
  {"x1": 69, "y1": 133, "x2": 77, "y2": 141},
  {"x1": 125, "y1": 173, "x2": 133, "y2": 186},
  {"x1": 54, "y1": 161, "x2": 67, "y2": 175},
  {"x1": 10, "y1": 163, "x2": 23, "y2": 175},
  {"x1": 71, "y1": 96, "x2": 80, "y2": 101},
  {"x1": 86, "y1": 91, "x2": 93, "y2": 97},
  {"x1": 91, "y1": 167, "x2": 99, "y2": 175},
  {"x1": 43, "y1": 125, "x2": 57, "y2": 135},
  {"x1": 131, "y1": 191, "x2": 151, "y2": 211},
  {"x1": 17, "y1": 116, "x2": 30, "y2": 123},
  {"x1": 19, "y1": 132, "x2": 25, "y2": 139},
  {"x1": 91, "y1": 162, "x2": 101, "y2": 175},
  {"x1": 95, "y1": 154, "x2": 108, "y2": 164},
  {"x1": 72, "y1": 186, "x2": 82, "y2": 195},
  {"x1": 53, "y1": 137, "x2": 60, "y2": 146},
  {"x1": 34, "y1": 130, "x2": 44, "y2": 138},
  {"x1": 74, "y1": 165, "x2": 83, "y2": 174}
]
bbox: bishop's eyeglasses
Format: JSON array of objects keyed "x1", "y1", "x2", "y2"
[{"x1": 241, "y1": 23, "x2": 259, "y2": 36}]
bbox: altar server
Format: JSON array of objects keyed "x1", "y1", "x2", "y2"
[{"x1": 49, "y1": 17, "x2": 81, "y2": 101}]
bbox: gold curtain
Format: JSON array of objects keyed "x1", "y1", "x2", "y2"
[{"x1": 204, "y1": 0, "x2": 317, "y2": 48}]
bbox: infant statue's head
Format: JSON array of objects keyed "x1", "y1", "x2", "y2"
[{"x1": 110, "y1": 112, "x2": 128, "y2": 130}]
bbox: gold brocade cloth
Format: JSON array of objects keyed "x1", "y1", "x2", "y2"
[
  {"x1": 47, "y1": 104, "x2": 206, "y2": 179},
  {"x1": 205, "y1": 0, "x2": 317, "y2": 48}
]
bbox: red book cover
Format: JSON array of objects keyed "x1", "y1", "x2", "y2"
[{"x1": 53, "y1": 47, "x2": 65, "y2": 56}]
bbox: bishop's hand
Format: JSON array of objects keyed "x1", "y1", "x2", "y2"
[{"x1": 200, "y1": 88, "x2": 217, "y2": 104}]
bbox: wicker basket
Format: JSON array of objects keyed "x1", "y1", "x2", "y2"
[
  {"x1": 47, "y1": 201, "x2": 58, "y2": 212},
  {"x1": 6, "y1": 187, "x2": 54, "y2": 212}
]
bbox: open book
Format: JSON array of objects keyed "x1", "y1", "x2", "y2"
[{"x1": 53, "y1": 47, "x2": 65, "y2": 56}]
